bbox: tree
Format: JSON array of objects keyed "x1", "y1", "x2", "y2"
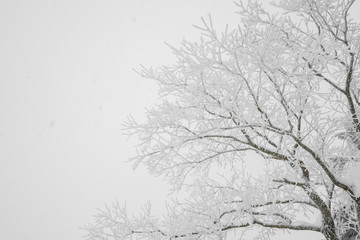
[{"x1": 86, "y1": 1, "x2": 360, "y2": 239}]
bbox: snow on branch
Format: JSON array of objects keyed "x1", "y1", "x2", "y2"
[{"x1": 88, "y1": 0, "x2": 360, "y2": 239}]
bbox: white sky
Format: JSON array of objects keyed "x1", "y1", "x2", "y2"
[
  {"x1": 0, "y1": 1, "x2": 237, "y2": 240},
  {"x1": 1, "y1": 1, "x2": 360, "y2": 240}
]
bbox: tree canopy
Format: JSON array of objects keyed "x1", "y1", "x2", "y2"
[{"x1": 86, "y1": 1, "x2": 360, "y2": 239}]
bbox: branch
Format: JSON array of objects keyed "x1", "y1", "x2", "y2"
[
  {"x1": 291, "y1": 136, "x2": 354, "y2": 194},
  {"x1": 252, "y1": 219, "x2": 321, "y2": 232}
]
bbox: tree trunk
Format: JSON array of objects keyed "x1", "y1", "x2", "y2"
[
  {"x1": 341, "y1": 229, "x2": 359, "y2": 240},
  {"x1": 340, "y1": 198, "x2": 360, "y2": 240},
  {"x1": 323, "y1": 217, "x2": 339, "y2": 240},
  {"x1": 356, "y1": 198, "x2": 360, "y2": 227}
]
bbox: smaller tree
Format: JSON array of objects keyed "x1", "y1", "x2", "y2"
[{"x1": 86, "y1": 1, "x2": 360, "y2": 239}]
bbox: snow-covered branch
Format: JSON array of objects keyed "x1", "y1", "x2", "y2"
[{"x1": 88, "y1": 0, "x2": 360, "y2": 239}]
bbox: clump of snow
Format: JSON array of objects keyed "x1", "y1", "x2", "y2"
[
  {"x1": 344, "y1": 162, "x2": 360, "y2": 198},
  {"x1": 241, "y1": 215, "x2": 254, "y2": 225},
  {"x1": 292, "y1": 219, "x2": 321, "y2": 228},
  {"x1": 314, "y1": 214, "x2": 323, "y2": 227},
  {"x1": 292, "y1": 220, "x2": 309, "y2": 227}
]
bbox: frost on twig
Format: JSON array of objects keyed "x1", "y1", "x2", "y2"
[{"x1": 87, "y1": 0, "x2": 360, "y2": 239}]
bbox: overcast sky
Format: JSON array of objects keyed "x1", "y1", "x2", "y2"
[
  {"x1": 1, "y1": 1, "x2": 360, "y2": 240},
  {"x1": 0, "y1": 1, "x2": 239, "y2": 240}
]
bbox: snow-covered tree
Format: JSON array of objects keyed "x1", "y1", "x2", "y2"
[{"x1": 86, "y1": 1, "x2": 360, "y2": 239}]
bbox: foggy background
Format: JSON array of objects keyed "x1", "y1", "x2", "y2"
[
  {"x1": 1, "y1": 1, "x2": 359, "y2": 240},
  {"x1": 0, "y1": 1, "x2": 238, "y2": 240}
]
